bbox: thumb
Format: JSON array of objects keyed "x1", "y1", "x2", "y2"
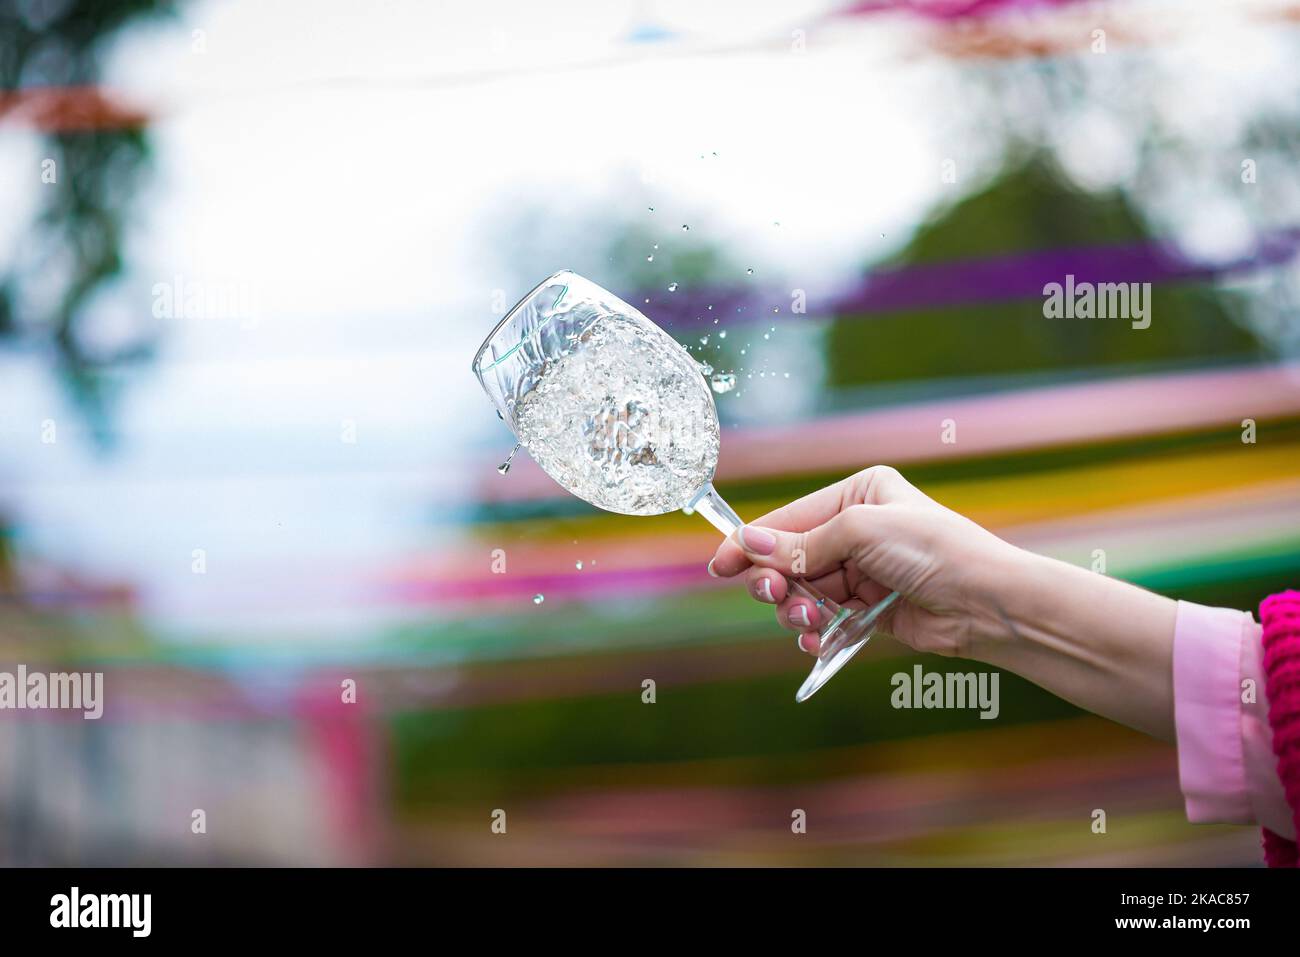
[{"x1": 735, "y1": 505, "x2": 880, "y2": 579}]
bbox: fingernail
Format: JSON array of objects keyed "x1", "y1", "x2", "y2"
[
  {"x1": 707, "y1": 559, "x2": 719, "y2": 578},
  {"x1": 739, "y1": 525, "x2": 776, "y2": 555},
  {"x1": 790, "y1": 605, "x2": 811, "y2": 628},
  {"x1": 754, "y1": 577, "x2": 773, "y2": 602}
]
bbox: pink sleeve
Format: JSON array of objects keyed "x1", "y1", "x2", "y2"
[{"x1": 1173, "y1": 600, "x2": 1294, "y2": 839}]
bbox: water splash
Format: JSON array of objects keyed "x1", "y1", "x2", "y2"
[{"x1": 497, "y1": 442, "x2": 521, "y2": 475}]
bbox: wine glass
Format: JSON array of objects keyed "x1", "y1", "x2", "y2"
[{"x1": 471, "y1": 270, "x2": 900, "y2": 701}]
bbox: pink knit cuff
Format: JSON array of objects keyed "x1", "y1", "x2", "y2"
[{"x1": 1260, "y1": 590, "x2": 1300, "y2": 866}]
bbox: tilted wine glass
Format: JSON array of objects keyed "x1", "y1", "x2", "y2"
[{"x1": 471, "y1": 270, "x2": 900, "y2": 701}]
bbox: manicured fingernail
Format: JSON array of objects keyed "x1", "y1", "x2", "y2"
[
  {"x1": 754, "y1": 577, "x2": 773, "y2": 602},
  {"x1": 739, "y1": 525, "x2": 776, "y2": 555},
  {"x1": 707, "y1": 559, "x2": 719, "y2": 578},
  {"x1": 790, "y1": 605, "x2": 811, "y2": 628},
  {"x1": 798, "y1": 632, "x2": 819, "y2": 654}
]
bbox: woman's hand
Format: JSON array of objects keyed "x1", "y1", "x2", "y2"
[
  {"x1": 708, "y1": 465, "x2": 1178, "y2": 740},
  {"x1": 707, "y1": 465, "x2": 1022, "y2": 659}
]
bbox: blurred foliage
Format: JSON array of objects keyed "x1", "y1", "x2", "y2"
[
  {"x1": 826, "y1": 155, "x2": 1264, "y2": 390},
  {"x1": 0, "y1": 0, "x2": 179, "y2": 444}
]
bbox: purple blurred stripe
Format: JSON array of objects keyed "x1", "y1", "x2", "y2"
[{"x1": 647, "y1": 229, "x2": 1300, "y2": 329}]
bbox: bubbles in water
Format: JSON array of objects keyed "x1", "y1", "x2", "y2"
[
  {"x1": 784, "y1": 372, "x2": 791, "y2": 378},
  {"x1": 699, "y1": 335, "x2": 709, "y2": 345},
  {"x1": 763, "y1": 333, "x2": 770, "y2": 340},
  {"x1": 699, "y1": 361, "x2": 714, "y2": 376},
  {"x1": 647, "y1": 254, "x2": 654, "y2": 262},
  {"x1": 719, "y1": 330, "x2": 727, "y2": 339},
  {"x1": 746, "y1": 268, "x2": 754, "y2": 276},
  {"x1": 668, "y1": 282, "x2": 678, "y2": 292},
  {"x1": 648, "y1": 206, "x2": 655, "y2": 212},
  {"x1": 710, "y1": 372, "x2": 737, "y2": 394},
  {"x1": 575, "y1": 561, "x2": 583, "y2": 571},
  {"x1": 681, "y1": 224, "x2": 690, "y2": 231},
  {"x1": 533, "y1": 594, "x2": 545, "y2": 605}
]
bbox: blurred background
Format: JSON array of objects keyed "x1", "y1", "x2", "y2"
[{"x1": 1, "y1": 0, "x2": 1298, "y2": 865}]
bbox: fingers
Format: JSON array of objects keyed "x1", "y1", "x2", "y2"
[
  {"x1": 850, "y1": 464, "x2": 933, "y2": 508},
  {"x1": 708, "y1": 478, "x2": 856, "y2": 578},
  {"x1": 732, "y1": 506, "x2": 881, "y2": 580},
  {"x1": 744, "y1": 566, "x2": 787, "y2": 605},
  {"x1": 706, "y1": 467, "x2": 928, "y2": 579}
]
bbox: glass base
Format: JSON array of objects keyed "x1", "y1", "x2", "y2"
[{"x1": 795, "y1": 591, "x2": 900, "y2": 703}]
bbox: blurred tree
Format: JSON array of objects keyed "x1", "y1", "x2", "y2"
[
  {"x1": 0, "y1": 0, "x2": 180, "y2": 445},
  {"x1": 826, "y1": 153, "x2": 1264, "y2": 392}
]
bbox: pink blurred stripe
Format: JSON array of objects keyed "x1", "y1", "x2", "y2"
[{"x1": 478, "y1": 362, "x2": 1300, "y2": 502}]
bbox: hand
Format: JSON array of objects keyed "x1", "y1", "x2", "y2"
[
  {"x1": 708, "y1": 466, "x2": 1022, "y2": 658},
  {"x1": 708, "y1": 465, "x2": 1178, "y2": 741}
]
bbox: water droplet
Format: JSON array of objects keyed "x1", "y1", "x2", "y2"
[
  {"x1": 763, "y1": 333, "x2": 770, "y2": 340},
  {"x1": 784, "y1": 372, "x2": 791, "y2": 378},
  {"x1": 699, "y1": 335, "x2": 709, "y2": 345},
  {"x1": 647, "y1": 254, "x2": 654, "y2": 262},
  {"x1": 740, "y1": 348, "x2": 747, "y2": 356},
  {"x1": 700, "y1": 361, "x2": 714, "y2": 376},
  {"x1": 681, "y1": 224, "x2": 690, "y2": 231},
  {"x1": 710, "y1": 372, "x2": 737, "y2": 394},
  {"x1": 497, "y1": 442, "x2": 521, "y2": 475},
  {"x1": 719, "y1": 330, "x2": 727, "y2": 339},
  {"x1": 668, "y1": 282, "x2": 678, "y2": 292},
  {"x1": 644, "y1": 298, "x2": 650, "y2": 304},
  {"x1": 707, "y1": 305, "x2": 713, "y2": 310},
  {"x1": 774, "y1": 221, "x2": 780, "y2": 227},
  {"x1": 533, "y1": 594, "x2": 545, "y2": 605},
  {"x1": 746, "y1": 268, "x2": 754, "y2": 276},
  {"x1": 648, "y1": 206, "x2": 655, "y2": 212},
  {"x1": 575, "y1": 560, "x2": 583, "y2": 570}
]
